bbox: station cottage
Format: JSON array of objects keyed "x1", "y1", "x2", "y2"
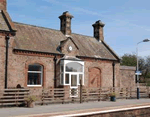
[{"x1": 0, "y1": 0, "x2": 136, "y2": 97}]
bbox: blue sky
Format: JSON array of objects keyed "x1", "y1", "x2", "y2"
[{"x1": 7, "y1": 0, "x2": 150, "y2": 57}]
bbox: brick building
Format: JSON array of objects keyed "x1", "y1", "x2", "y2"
[{"x1": 0, "y1": 0, "x2": 136, "y2": 96}]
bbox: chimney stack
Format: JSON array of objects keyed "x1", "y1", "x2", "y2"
[
  {"x1": 59, "y1": 11, "x2": 73, "y2": 36},
  {"x1": 92, "y1": 20, "x2": 105, "y2": 42},
  {"x1": 0, "y1": 0, "x2": 6, "y2": 10}
]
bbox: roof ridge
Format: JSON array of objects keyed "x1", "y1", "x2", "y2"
[
  {"x1": 71, "y1": 32, "x2": 94, "y2": 38},
  {"x1": 13, "y1": 21, "x2": 94, "y2": 38}
]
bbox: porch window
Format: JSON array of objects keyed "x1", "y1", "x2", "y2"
[
  {"x1": 60, "y1": 60, "x2": 84, "y2": 86},
  {"x1": 66, "y1": 62, "x2": 83, "y2": 72},
  {"x1": 27, "y1": 64, "x2": 43, "y2": 86},
  {"x1": 65, "y1": 74, "x2": 69, "y2": 84},
  {"x1": 71, "y1": 75, "x2": 77, "y2": 86}
]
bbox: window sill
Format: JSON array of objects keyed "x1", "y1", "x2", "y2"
[
  {"x1": 60, "y1": 84, "x2": 70, "y2": 86},
  {"x1": 27, "y1": 85, "x2": 42, "y2": 88}
]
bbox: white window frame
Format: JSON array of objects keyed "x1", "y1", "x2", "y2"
[
  {"x1": 27, "y1": 64, "x2": 43, "y2": 87},
  {"x1": 60, "y1": 60, "x2": 84, "y2": 86}
]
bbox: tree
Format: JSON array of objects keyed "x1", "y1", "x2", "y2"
[
  {"x1": 144, "y1": 56, "x2": 150, "y2": 79},
  {"x1": 121, "y1": 53, "x2": 137, "y2": 66},
  {"x1": 121, "y1": 53, "x2": 150, "y2": 84}
]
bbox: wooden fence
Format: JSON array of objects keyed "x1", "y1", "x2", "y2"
[
  {"x1": 39, "y1": 88, "x2": 80, "y2": 105},
  {"x1": 0, "y1": 88, "x2": 29, "y2": 107},
  {"x1": 0, "y1": 87, "x2": 149, "y2": 107},
  {"x1": 39, "y1": 86, "x2": 150, "y2": 105}
]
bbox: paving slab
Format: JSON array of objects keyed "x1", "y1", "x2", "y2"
[{"x1": 0, "y1": 99, "x2": 150, "y2": 117}]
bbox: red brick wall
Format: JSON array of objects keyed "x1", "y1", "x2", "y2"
[
  {"x1": 119, "y1": 66, "x2": 136, "y2": 87},
  {"x1": 84, "y1": 60, "x2": 120, "y2": 88},
  {"x1": 61, "y1": 38, "x2": 79, "y2": 56},
  {"x1": 7, "y1": 53, "x2": 55, "y2": 92},
  {"x1": 0, "y1": 35, "x2": 135, "y2": 95},
  {"x1": 0, "y1": 35, "x2": 6, "y2": 89},
  {"x1": 79, "y1": 107, "x2": 150, "y2": 117},
  {"x1": 0, "y1": 36, "x2": 55, "y2": 94}
]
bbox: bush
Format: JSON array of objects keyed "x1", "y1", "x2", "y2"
[
  {"x1": 25, "y1": 95, "x2": 37, "y2": 103},
  {"x1": 109, "y1": 92, "x2": 116, "y2": 97}
]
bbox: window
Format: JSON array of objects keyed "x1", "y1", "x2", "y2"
[
  {"x1": 60, "y1": 65, "x2": 64, "y2": 85},
  {"x1": 61, "y1": 66, "x2": 64, "y2": 72},
  {"x1": 65, "y1": 74, "x2": 69, "y2": 84},
  {"x1": 66, "y1": 62, "x2": 83, "y2": 72},
  {"x1": 27, "y1": 64, "x2": 43, "y2": 86},
  {"x1": 60, "y1": 61, "x2": 84, "y2": 86},
  {"x1": 71, "y1": 74, "x2": 77, "y2": 86}
]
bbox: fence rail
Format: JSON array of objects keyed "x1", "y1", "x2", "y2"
[
  {"x1": 39, "y1": 86, "x2": 150, "y2": 105},
  {"x1": 0, "y1": 86, "x2": 150, "y2": 107},
  {"x1": 0, "y1": 88, "x2": 29, "y2": 106}
]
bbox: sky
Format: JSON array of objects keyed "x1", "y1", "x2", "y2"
[{"x1": 7, "y1": 0, "x2": 150, "y2": 57}]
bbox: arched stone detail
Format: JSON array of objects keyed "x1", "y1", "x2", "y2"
[
  {"x1": 88, "y1": 62, "x2": 102, "y2": 72},
  {"x1": 88, "y1": 66, "x2": 101, "y2": 72},
  {"x1": 88, "y1": 67, "x2": 102, "y2": 88},
  {"x1": 24, "y1": 60, "x2": 46, "y2": 88},
  {"x1": 25, "y1": 60, "x2": 46, "y2": 69}
]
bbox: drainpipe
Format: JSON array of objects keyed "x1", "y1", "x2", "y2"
[
  {"x1": 53, "y1": 55, "x2": 57, "y2": 88},
  {"x1": 112, "y1": 62, "x2": 115, "y2": 88},
  {"x1": 5, "y1": 35, "x2": 10, "y2": 89}
]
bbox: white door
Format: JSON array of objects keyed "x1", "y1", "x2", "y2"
[{"x1": 70, "y1": 73, "x2": 78, "y2": 97}]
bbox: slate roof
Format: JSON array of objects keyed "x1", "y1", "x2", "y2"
[
  {"x1": 13, "y1": 22, "x2": 119, "y2": 61},
  {"x1": 0, "y1": 10, "x2": 16, "y2": 31},
  {"x1": 0, "y1": 11, "x2": 9, "y2": 31},
  {"x1": 0, "y1": 10, "x2": 119, "y2": 61}
]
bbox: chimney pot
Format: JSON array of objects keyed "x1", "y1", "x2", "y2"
[
  {"x1": 59, "y1": 11, "x2": 73, "y2": 35},
  {"x1": 92, "y1": 20, "x2": 105, "y2": 41},
  {"x1": 0, "y1": 0, "x2": 6, "y2": 10}
]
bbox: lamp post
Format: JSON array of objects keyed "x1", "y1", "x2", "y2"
[
  {"x1": 136, "y1": 39, "x2": 150, "y2": 99},
  {"x1": 112, "y1": 62, "x2": 115, "y2": 89}
]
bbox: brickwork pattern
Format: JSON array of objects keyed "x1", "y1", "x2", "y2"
[
  {"x1": 120, "y1": 68, "x2": 136, "y2": 87},
  {"x1": 84, "y1": 108, "x2": 150, "y2": 117},
  {"x1": 84, "y1": 60, "x2": 120, "y2": 88},
  {"x1": 0, "y1": 34, "x2": 136, "y2": 95},
  {"x1": 61, "y1": 38, "x2": 79, "y2": 56},
  {"x1": 0, "y1": 0, "x2": 6, "y2": 10}
]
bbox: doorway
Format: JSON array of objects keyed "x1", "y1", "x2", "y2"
[{"x1": 70, "y1": 73, "x2": 78, "y2": 97}]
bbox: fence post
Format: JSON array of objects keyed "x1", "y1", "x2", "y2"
[
  {"x1": 15, "y1": 89, "x2": 17, "y2": 106},
  {"x1": 98, "y1": 87, "x2": 101, "y2": 101},
  {"x1": 126, "y1": 88, "x2": 128, "y2": 99},
  {"x1": 41, "y1": 89, "x2": 44, "y2": 105},
  {"x1": 147, "y1": 86, "x2": 149, "y2": 98},
  {"x1": 80, "y1": 78, "x2": 82, "y2": 103},
  {"x1": 52, "y1": 88, "x2": 55, "y2": 104},
  {"x1": 130, "y1": 87, "x2": 131, "y2": 98},
  {"x1": 62, "y1": 88, "x2": 64, "y2": 104},
  {"x1": 148, "y1": 86, "x2": 150, "y2": 98}
]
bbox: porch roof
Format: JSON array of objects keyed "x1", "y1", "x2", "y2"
[{"x1": 60, "y1": 56, "x2": 83, "y2": 61}]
